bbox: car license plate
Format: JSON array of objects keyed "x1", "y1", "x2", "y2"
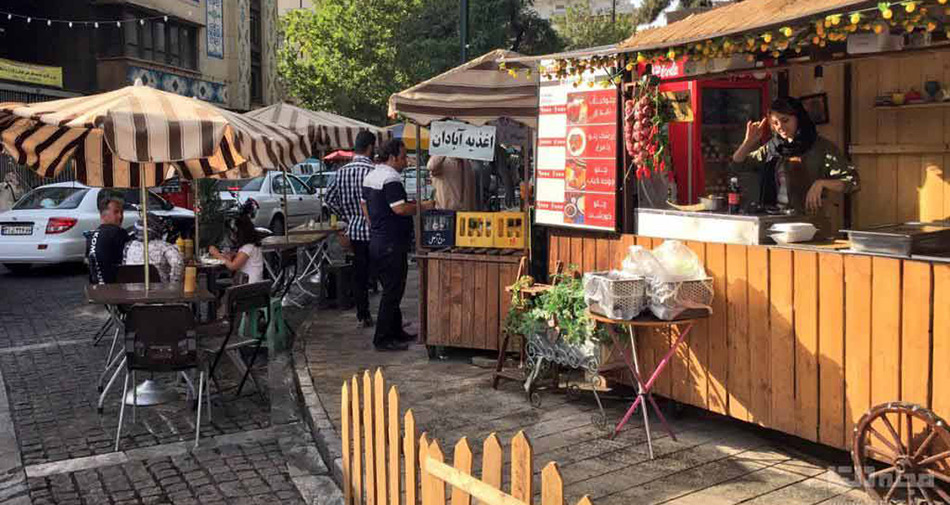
[{"x1": 1, "y1": 224, "x2": 33, "y2": 236}]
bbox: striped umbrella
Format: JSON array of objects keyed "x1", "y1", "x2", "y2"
[
  {"x1": 0, "y1": 80, "x2": 311, "y2": 188},
  {"x1": 244, "y1": 102, "x2": 392, "y2": 152},
  {"x1": 0, "y1": 80, "x2": 312, "y2": 288}
]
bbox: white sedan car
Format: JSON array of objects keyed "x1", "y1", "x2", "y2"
[
  {"x1": 0, "y1": 182, "x2": 194, "y2": 273},
  {"x1": 218, "y1": 172, "x2": 323, "y2": 234}
]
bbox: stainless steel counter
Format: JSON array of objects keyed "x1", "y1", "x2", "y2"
[{"x1": 636, "y1": 208, "x2": 809, "y2": 246}]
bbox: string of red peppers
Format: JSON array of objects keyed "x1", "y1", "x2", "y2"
[{"x1": 623, "y1": 75, "x2": 672, "y2": 180}]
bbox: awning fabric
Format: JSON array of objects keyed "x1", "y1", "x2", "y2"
[
  {"x1": 245, "y1": 102, "x2": 391, "y2": 152},
  {"x1": 385, "y1": 123, "x2": 430, "y2": 151},
  {"x1": 389, "y1": 49, "x2": 539, "y2": 129},
  {"x1": 0, "y1": 82, "x2": 309, "y2": 187}
]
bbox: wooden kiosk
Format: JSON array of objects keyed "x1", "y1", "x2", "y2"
[
  {"x1": 512, "y1": 0, "x2": 950, "y2": 501},
  {"x1": 388, "y1": 50, "x2": 538, "y2": 353}
]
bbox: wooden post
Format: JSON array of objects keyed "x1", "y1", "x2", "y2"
[{"x1": 414, "y1": 122, "x2": 429, "y2": 344}]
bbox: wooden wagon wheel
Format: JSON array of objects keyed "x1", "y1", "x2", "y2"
[{"x1": 852, "y1": 402, "x2": 950, "y2": 504}]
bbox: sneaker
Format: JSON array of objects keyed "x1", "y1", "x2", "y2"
[{"x1": 374, "y1": 341, "x2": 409, "y2": 352}]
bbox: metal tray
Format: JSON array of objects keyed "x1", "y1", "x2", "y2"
[{"x1": 843, "y1": 223, "x2": 950, "y2": 257}]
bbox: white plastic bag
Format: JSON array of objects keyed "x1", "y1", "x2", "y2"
[
  {"x1": 621, "y1": 246, "x2": 665, "y2": 278},
  {"x1": 650, "y1": 240, "x2": 707, "y2": 281}
]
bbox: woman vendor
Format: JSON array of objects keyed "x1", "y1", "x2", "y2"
[{"x1": 731, "y1": 97, "x2": 859, "y2": 235}]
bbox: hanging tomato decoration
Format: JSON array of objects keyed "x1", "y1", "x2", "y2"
[{"x1": 624, "y1": 74, "x2": 672, "y2": 180}]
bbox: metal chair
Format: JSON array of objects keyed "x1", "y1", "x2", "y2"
[
  {"x1": 97, "y1": 265, "x2": 163, "y2": 393},
  {"x1": 200, "y1": 282, "x2": 271, "y2": 399},
  {"x1": 115, "y1": 303, "x2": 210, "y2": 451}
]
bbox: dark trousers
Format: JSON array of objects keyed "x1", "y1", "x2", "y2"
[
  {"x1": 351, "y1": 240, "x2": 371, "y2": 321},
  {"x1": 371, "y1": 243, "x2": 408, "y2": 345}
]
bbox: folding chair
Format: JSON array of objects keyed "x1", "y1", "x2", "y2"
[
  {"x1": 115, "y1": 303, "x2": 210, "y2": 451},
  {"x1": 199, "y1": 282, "x2": 271, "y2": 400}
]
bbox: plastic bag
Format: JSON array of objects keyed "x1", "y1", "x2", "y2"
[
  {"x1": 650, "y1": 240, "x2": 706, "y2": 281},
  {"x1": 621, "y1": 246, "x2": 665, "y2": 278}
]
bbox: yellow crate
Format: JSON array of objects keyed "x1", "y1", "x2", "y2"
[
  {"x1": 455, "y1": 212, "x2": 496, "y2": 248},
  {"x1": 493, "y1": 212, "x2": 526, "y2": 249}
]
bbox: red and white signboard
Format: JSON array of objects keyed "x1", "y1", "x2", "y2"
[{"x1": 535, "y1": 63, "x2": 618, "y2": 231}]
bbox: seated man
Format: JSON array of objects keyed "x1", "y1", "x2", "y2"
[
  {"x1": 123, "y1": 213, "x2": 184, "y2": 284},
  {"x1": 87, "y1": 192, "x2": 130, "y2": 284}
]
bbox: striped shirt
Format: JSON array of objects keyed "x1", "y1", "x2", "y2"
[{"x1": 325, "y1": 155, "x2": 374, "y2": 242}]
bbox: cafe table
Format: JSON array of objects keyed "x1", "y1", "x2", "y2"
[
  {"x1": 588, "y1": 310, "x2": 708, "y2": 459},
  {"x1": 261, "y1": 222, "x2": 343, "y2": 303},
  {"x1": 86, "y1": 283, "x2": 215, "y2": 411}
]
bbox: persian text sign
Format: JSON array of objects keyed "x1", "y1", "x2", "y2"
[
  {"x1": 0, "y1": 58, "x2": 62, "y2": 88},
  {"x1": 535, "y1": 62, "x2": 618, "y2": 231},
  {"x1": 429, "y1": 120, "x2": 496, "y2": 161}
]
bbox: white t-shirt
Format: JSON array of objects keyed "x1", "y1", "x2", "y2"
[{"x1": 238, "y1": 243, "x2": 264, "y2": 284}]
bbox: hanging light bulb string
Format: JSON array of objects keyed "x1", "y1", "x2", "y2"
[{"x1": 0, "y1": 11, "x2": 170, "y2": 28}]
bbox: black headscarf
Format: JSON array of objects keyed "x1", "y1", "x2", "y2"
[
  {"x1": 763, "y1": 97, "x2": 818, "y2": 161},
  {"x1": 758, "y1": 97, "x2": 818, "y2": 206}
]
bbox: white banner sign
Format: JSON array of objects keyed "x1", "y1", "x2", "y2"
[{"x1": 429, "y1": 121, "x2": 496, "y2": 161}]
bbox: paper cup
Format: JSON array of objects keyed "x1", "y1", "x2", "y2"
[{"x1": 184, "y1": 266, "x2": 197, "y2": 293}]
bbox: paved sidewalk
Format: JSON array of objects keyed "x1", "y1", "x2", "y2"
[
  {"x1": 0, "y1": 264, "x2": 337, "y2": 505},
  {"x1": 302, "y1": 266, "x2": 876, "y2": 505}
]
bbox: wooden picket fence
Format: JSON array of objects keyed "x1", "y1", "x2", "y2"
[{"x1": 341, "y1": 369, "x2": 593, "y2": 505}]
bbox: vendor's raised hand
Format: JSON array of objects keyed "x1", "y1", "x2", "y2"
[
  {"x1": 805, "y1": 180, "x2": 825, "y2": 214},
  {"x1": 743, "y1": 117, "x2": 769, "y2": 146}
]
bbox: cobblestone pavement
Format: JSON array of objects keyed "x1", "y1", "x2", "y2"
[
  {"x1": 303, "y1": 266, "x2": 877, "y2": 505},
  {"x1": 0, "y1": 264, "x2": 336, "y2": 505}
]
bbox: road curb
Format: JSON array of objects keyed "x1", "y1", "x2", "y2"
[{"x1": 292, "y1": 317, "x2": 346, "y2": 492}]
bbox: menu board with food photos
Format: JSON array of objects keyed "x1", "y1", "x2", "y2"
[{"x1": 535, "y1": 64, "x2": 618, "y2": 231}]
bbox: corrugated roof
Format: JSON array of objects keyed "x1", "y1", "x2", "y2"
[{"x1": 620, "y1": 0, "x2": 876, "y2": 52}]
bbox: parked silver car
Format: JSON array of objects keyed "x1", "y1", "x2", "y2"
[
  {"x1": 0, "y1": 182, "x2": 194, "y2": 273},
  {"x1": 217, "y1": 171, "x2": 324, "y2": 234}
]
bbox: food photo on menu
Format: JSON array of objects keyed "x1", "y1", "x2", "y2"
[
  {"x1": 563, "y1": 192, "x2": 586, "y2": 224},
  {"x1": 567, "y1": 127, "x2": 586, "y2": 157},
  {"x1": 565, "y1": 158, "x2": 587, "y2": 190},
  {"x1": 566, "y1": 96, "x2": 588, "y2": 124}
]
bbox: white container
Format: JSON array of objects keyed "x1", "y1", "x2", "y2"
[{"x1": 847, "y1": 33, "x2": 903, "y2": 55}]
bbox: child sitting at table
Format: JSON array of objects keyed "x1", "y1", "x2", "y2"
[{"x1": 123, "y1": 213, "x2": 183, "y2": 284}]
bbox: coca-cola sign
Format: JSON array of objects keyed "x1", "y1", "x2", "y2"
[{"x1": 651, "y1": 59, "x2": 683, "y2": 79}]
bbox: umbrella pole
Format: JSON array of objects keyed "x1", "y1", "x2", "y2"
[
  {"x1": 140, "y1": 170, "x2": 150, "y2": 290},
  {"x1": 281, "y1": 167, "x2": 289, "y2": 235},
  {"x1": 193, "y1": 179, "x2": 200, "y2": 260}
]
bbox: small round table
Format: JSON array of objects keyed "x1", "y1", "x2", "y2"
[{"x1": 588, "y1": 310, "x2": 707, "y2": 459}]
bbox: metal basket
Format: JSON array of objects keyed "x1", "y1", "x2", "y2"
[
  {"x1": 583, "y1": 271, "x2": 647, "y2": 320},
  {"x1": 649, "y1": 277, "x2": 714, "y2": 320}
]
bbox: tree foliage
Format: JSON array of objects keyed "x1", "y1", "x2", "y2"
[
  {"x1": 553, "y1": 0, "x2": 636, "y2": 50},
  {"x1": 277, "y1": 0, "x2": 563, "y2": 124}
]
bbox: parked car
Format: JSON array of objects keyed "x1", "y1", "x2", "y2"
[
  {"x1": 403, "y1": 167, "x2": 434, "y2": 201},
  {"x1": 0, "y1": 182, "x2": 194, "y2": 273},
  {"x1": 217, "y1": 171, "x2": 324, "y2": 234}
]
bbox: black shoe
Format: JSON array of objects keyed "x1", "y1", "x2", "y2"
[
  {"x1": 359, "y1": 315, "x2": 375, "y2": 328},
  {"x1": 374, "y1": 341, "x2": 409, "y2": 352},
  {"x1": 397, "y1": 331, "x2": 416, "y2": 342}
]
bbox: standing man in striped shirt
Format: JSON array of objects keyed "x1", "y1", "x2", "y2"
[{"x1": 326, "y1": 131, "x2": 377, "y2": 327}]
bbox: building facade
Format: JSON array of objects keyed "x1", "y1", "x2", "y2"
[
  {"x1": 0, "y1": 0, "x2": 282, "y2": 111},
  {"x1": 530, "y1": 0, "x2": 636, "y2": 19}
]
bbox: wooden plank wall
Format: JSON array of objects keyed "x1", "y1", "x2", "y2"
[
  {"x1": 426, "y1": 255, "x2": 521, "y2": 351},
  {"x1": 790, "y1": 56, "x2": 950, "y2": 228},
  {"x1": 549, "y1": 231, "x2": 945, "y2": 451}
]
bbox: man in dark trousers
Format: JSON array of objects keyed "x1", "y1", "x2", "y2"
[
  {"x1": 325, "y1": 130, "x2": 376, "y2": 327},
  {"x1": 361, "y1": 139, "x2": 435, "y2": 351},
  {"x1": 87, "y1": 191, "x2": 130, "y2": 284}
]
